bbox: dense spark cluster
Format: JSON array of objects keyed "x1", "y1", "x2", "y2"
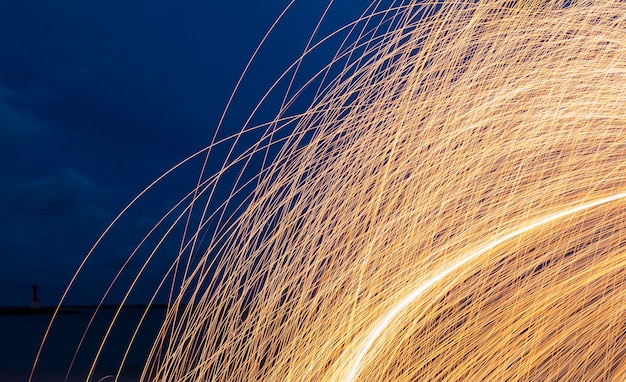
[{"x1": 34, "y1": 0, "x2": 626, "y2": 381}]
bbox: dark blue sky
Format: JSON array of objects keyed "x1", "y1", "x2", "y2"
[{"x1": 0, "y1": 0, "x2": 370, "y2": 306}]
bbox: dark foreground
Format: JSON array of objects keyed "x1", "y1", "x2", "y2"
[{"x1": 0, "y1": 306, "x2": 166, "y2": 381}]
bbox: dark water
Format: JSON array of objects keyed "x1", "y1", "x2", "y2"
[{"x1": 0, "y1": 307, "x2": 166, "y2": 382}]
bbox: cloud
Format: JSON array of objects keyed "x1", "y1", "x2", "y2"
[
  {"x1": 0, "y1": 168, "x2": 180, "y2": 306},
  {"x1": 0, "y1": 168, "x2": 114, "y2": 305},
  {"x1": 0, "y1": 83, "x2": 48, "y2": 144},
  {"x1": 10, "y1": 167, "x2": 103, "y2": 216}
]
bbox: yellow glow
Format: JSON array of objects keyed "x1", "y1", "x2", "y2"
[{"x1": 33, "y1": 1, "x2": 626, "y2": 381}]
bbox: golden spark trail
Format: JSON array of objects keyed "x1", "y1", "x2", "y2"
[
  {"x1": 31, "y1": 0, "x2": 626, "y2": 381},
  {"x1": 340, "y1": 190, "x2": 626, "y2": 382}
]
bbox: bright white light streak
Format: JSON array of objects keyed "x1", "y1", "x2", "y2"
[{"x1": 341, "y1": 190, "x2": 626, "y2": 382}]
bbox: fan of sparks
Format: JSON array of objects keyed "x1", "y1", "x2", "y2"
[{"x1": 34, "y1": 0, "x2": 626, "y2": 381}]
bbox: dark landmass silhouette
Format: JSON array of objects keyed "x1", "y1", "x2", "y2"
[{"x1": 0, "y1": 304, "x2": 171, "y2": 315}]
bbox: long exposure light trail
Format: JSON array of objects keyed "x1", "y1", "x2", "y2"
[
  {"x1": 341, "y1": 190, "x2": 626, "y2": 382},
  {"x1": 31, "y1": 0, "x2": 626, "y2": 381}
]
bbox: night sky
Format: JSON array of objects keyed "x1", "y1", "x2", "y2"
[{"x1": 0, "y1": 0, "x2": 369, "y2": 306}]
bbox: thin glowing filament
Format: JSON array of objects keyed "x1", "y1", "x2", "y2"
[{"x1": 341, "y1": 190, "x2": 626, "y2": 382}]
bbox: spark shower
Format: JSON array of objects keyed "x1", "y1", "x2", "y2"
[{"x1": 33, "y1": 1, "x2": 626, "y2": 381}]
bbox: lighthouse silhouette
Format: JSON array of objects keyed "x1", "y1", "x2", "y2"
[{"x1": 31, "y1": 284, "x2": 41, "y2": 309}]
